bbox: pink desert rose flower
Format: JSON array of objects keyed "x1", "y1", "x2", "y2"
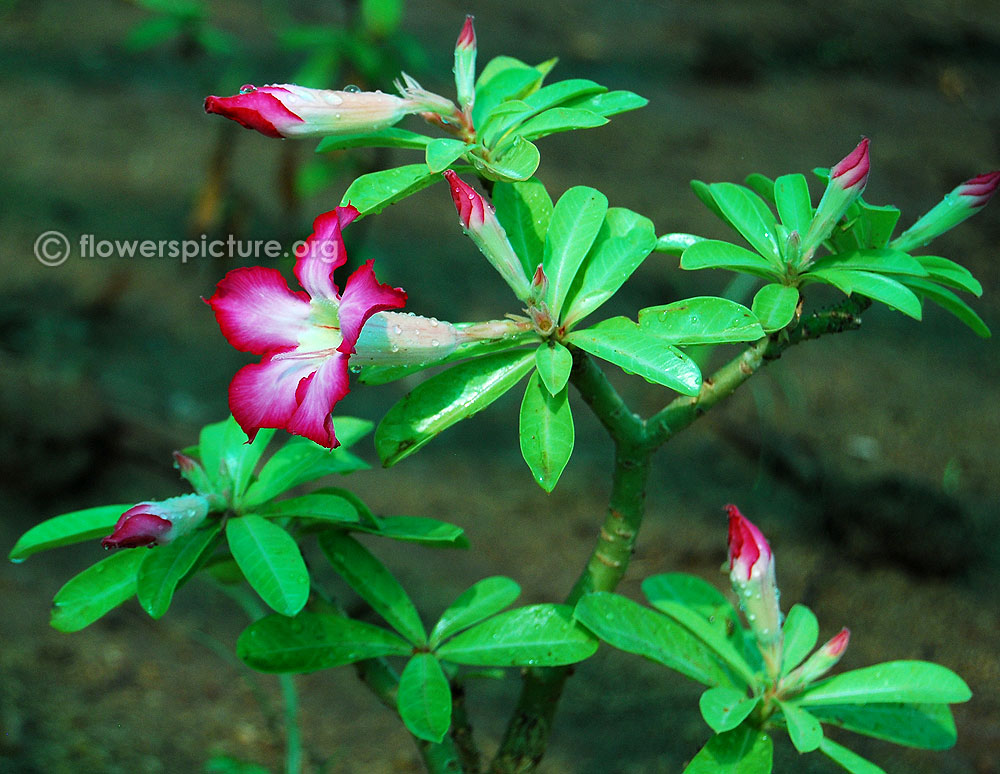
[
  {"x1": 102, "y1": 494, "x2": 210, "y2": 549},
  {"x1": 207, "y1": 205, "x2": 406, "y2": 448}
]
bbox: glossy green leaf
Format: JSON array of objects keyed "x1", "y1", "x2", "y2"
[
  {"x1": 50, "y1": 550, "x2": 145, "y2": 632},
  {"x1": 744, "y1": 173, "x2": 776, "y2": 205},
  {"x1": 199, "y1": 416, "x2": 273, "y2": 495},
  {"x1": 476, "y1": 135, "x2": 540, "y2": 182},
  {"x1": 780, "y1": 604, "x2": 819, "y2": 674},
  {"x1": 810, "y1": 248, "x2": 928, "y2": 276},
  {"x1": 574, "y1": 592, "x2": 736, "y2": 687},
  {"x1": 237, "y1": 611, "x2": 411, "y2": 673},
  {"x1": 567, "y1": 318, "x2": 702, "y2": 395},
  {"x1": 319, "y1": 531, "x2": 426, "y2": 645},
  {"x1": 751, "y1": 284, "x2": 799, "y2": 333},
  {"x1": 562, "y1": 207, "x2": 657, "y2": 327},
  {"x1": 437, "y1": 604, "x2": 596, "y2": 666},
  {"x1": 798, "y1": 660, "x2": 972, "y2": 706},
  {"x1": 479, "y1": 100, "x2": 533, "y2": 148},
  {"x1": 315, "y1": 128, "x2": 432, "y2": 153},
  {"x1": 853, "y1": 200, "x2": 902, "y2": 249},
  {"x1": 543, "y1": 186, "x2": 609, "y2": 320},
  {"x1": 773, "y1": 173, "x2": 813, "y2": 235},
  {"x1": 809, "y1": 701, "x2": 957, "y2": 749},
  {"x1": 638, "y1": 297, "x2": 764, "y2": 344},
  {"x1": 805, "y1": 269, "x2": 923, "y2": 319},
  {"x1": 227, "y1": 515, "x2": 309, "y2": 616},
  {"x1": 256, "y1": 493, "x2": 360, "y2": 524},
  {"x1": 641, "y1": 574, "x2": 741, "y2": 629},
  {"x1": 915, "y1": 255, "x2": 983, "y2": 296},
  {"x1": 375, "y1": 349, "x2": 535, "y2": 466},
  {"x1": 700, "y1": 687, "x2": 759, "y2": 733},
  {"x1": 561, "y1": 89, "x2": 648, "y2": 117},
  {"x1": 683, "y1": 724, "x2": 773, "y2": 774},
  {"x1": 430, "y1": 576, "x2": 522, "y2": 647},
  {"x1": 534, "y1": 341, "x2": 573, "y2": 395},
  {"x1": 493, "y1": 177, "x2": 553, "y2": 275},
  {"x1": 818, "y1": 737, "x2": 887, "y2": 774},
  {"x1": 654, "y1": 232, "x2": 706, "y2": 255},
  {"x1": 243, "y1": 429, "x2": 371, "y2": 508},
  {"x1": 9, "y1": 504, "x2": 131, "y2": 561},
  {"x1": 425, "y1": 138, "x2": 471, "y2": 173},
  {"x1": 691, "y1": 179, "x2": 728, "y2": 223},
  {"x1": 778, "y1": 700, "x2": 823, "y2": 752},
  {"x1": 136, "y1": 523, "x2": 222, "y2": 619},
  {"x1": 680, "y1": 240, "x2": 784, "y2": 281},
  {"x1": 523, "y1": 78, "x2": 606, "y2": 112},
  {"x1": 519, "y1": 372, "x2": 574, "y2": 492},
  {"x1": 339, "y1": 163, "x2": 440, "y2": 217},
  {"x1": 473, "y1": 58, "x2": 543, "y2": 127},
  {"x1": 398, "y1": 654, "x2": 452, "y2": 742},
  {"x1": 516, "y1": 107, "x2": 607, "y2": 141},
  {"x1": 903, "y1": 278, "x2": 990, "y2": 338},
  {"x1": 708, "y1": 182, "x2": 781, "y2": 265},
  {"x1": 352, "y1": 515, "x2": 468, "y2": 548}
]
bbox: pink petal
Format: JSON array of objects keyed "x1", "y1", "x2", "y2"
[
  {"x1": 285, "y1": 354, "x2": 351, "y2": 448},
  {"x1": 207, "y1": 267, "x2": 311, "y2": 355},
  {"x1": 294, "y1": 208, "x2": 357, "y2": 301},
  {"x1": 228, "y1": 351, "x2": 321, "y2": 442},
  {"x1": 204, "y1": 88, "x2": 305, "y2": 138},
  {"x1": 831, "y1": 137, "x2": 870, "y2": 191},
  {"x1": 336, "y1": 260, "x2": 408, "y2": 353},
  {"x1": 102, "y1": 512, "x2": 172, "y2": 549}
]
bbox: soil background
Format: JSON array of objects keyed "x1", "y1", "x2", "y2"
[{"x1": 1, "y1": 1, "x2": 998, "y2": 773}]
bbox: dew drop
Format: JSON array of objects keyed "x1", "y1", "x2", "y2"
[
  {"x1": 239, "y1": 84, "x2": 257, "y2": 94},
  {"x1": 343, "y1": 84, "x2": 362, "y2": 93},
  {"x1": 391, "y1": 345, "x2": 399, "y2": 353},
  {"x1": 430, "y1": 318, "x2": 439, "y2": 327},
  {"x1": 431, "y1": 339, "x2": 440, "y2": 347},
  {"x1": 393, "y1": 325, "x2": 402, "y2": 335}
]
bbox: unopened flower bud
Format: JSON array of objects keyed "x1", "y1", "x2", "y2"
[
  {"x1": 354, "y1": 311, "x2": 459, "y2": 366},
  {"x1": 444, "y1": 170, "x2": 532, "y2": 301},
  {"x1": 454, "y1": 16, "x2": 477, "y2": 114},
  {"x1": 783, "y1": 628, "x2": 851, "y2": 693},
  {"x1": 799, "y1": 138, "x2": 870, "y2": 263},
  {"x1": 102, "y1": 494, "x2": 211, "y2": 549},
  {"x1": 530, "y1": 264, "x2": 549, "y2": 301},
  {"x1": 173, "y1": 451, "x2": 213, "y2": 496},
  {"x1": 890, "y1": 170, "x2": 1000, "y2": 252}
]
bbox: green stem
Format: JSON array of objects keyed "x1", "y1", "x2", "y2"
[{"x1": 279, "y1": 674, "x2": 302, "y2": 774}]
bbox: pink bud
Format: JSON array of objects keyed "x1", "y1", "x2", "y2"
[
  {"x1": 830, "y1": 137, "x2": 870, "y2": 192},
  {"x1": 102, "y1": 506, "x2": 172, "y2": 549},
  {"x1": 456, "y1": 15, "x2": 476, "y2": 51},
  {"x1": 444, "y1": 169, "x2": 489, "y2": 230},
  {"x1": 955, "y1": 170, "x2": 1000, "y2": 208},
  {"x1": 726, "y1": 504, "x2": 772, "y2": 582},
  {"x1": 823, "y1": 627, "x2": 851, "y2": 658}
]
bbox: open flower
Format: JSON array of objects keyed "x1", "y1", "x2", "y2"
[
  {"x1": 207, "y1": 206, "x2": 406, "y2": 448},
  {"x1": 102, "y1": 494, "x2": 211, "y2": 549}
]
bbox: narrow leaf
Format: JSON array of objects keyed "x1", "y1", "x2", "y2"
[
  {"x1": 227, "y1": 515, "x2": 309, "y2": 616},
  {"x1": 773, "y1": 173, "x2": 813, "y2": 235},
  {"x1": 809, "y1": 702, "x2": 957, "y2": 750},
  {"x1": 493, "y1": 177, "x2": 553, "y2": 275},
  {"x1": 915, "y1": 255, "x2": 983, "y2": 296},
  {"x1": 561, "y1": 89, "x2": 648, "y2": 117},
  {"x1": 425, "y1": 138, "x2": 471, "y2": 173},
  {"x1": 903, "y1": 278, "x2": 990, "y2": 338},
  {"x1": 778, "y1": 700, "x2": 823, "y2": 752},
  {"x1": 805, "y1": 269, "x2": 923, "y2": 319},
  {"x1": 543, "y1": 186, "x2": 609, "y2": 320},
  {"x1": 256, "y1": 493, "x2": 360, "y2": 525},
  {"x1": 473, "y1": 59, "x2": 543, "y2": 127},
  {"x1": 744, "y1": 173, "x2": 776, "y2": 205},
  {"x1": 51, "y1": 550, "x2": 145, "y2": 632},
  {"x1": 516, "y1": 107, "x2": 607, "y2": 141},
  {"x1": 137, "y1": 523, "x2": 222, "y2": 619},
  {"x1": 475, "y1": 136, "x2": 540, "y2": 182},
  {"x1": 708, "y1": 182, "x2": 781, "y2": 265},
  {"x1": 680, "y1": 240, "x2": 784, "y2": 282},
  {"x1": 10, "y1": 504, "x2": 131, "y2": 561},
  {"x1": 339, "y1": 163, "x2": 440, "y2": 217},
  {"x1": 522, "y1": 78, "x2": 606, "y2": 112},
  {"x1": 430, "y1": 576, "x2": 522, "y2": 647},
  {"x1": 781, "y1": 604, "x2": 819, "y2": 674},
  {"x1": 638, "y1": 297, "x2": 764, "y2": 344},
  {"x1": 351, "y1": 515, "x2": 468, "y2": 548},
  {"x1": 316, "y1": 127, "x2": 432, "y2": 153},
  {"x1": 199, "y1": 416, "x2": 272, "y2": 494},
  {"x1": 798, "y1": 660, "x2": 972, "y2": 706},
  {"x1": 519, "y1": 372, "x2": 575, "y2": 491},
  {"x1": 397, "y1": 654, "x2": 452, "y2": 742},
  {"x1": 810, "y1": 248, "x2": 928, "y2": 276},
  {"x1": 699, "y1": 687, "x2": 759, "y2": 733},
  {"x1": 818, "y1": 737, "x2": 887, "y2": 774},
  {"x1": 751, "y1": 284, "x2": 799, "y2": 333},
  {"x1": 683, "y1": 724, "x2": 773, "y2": 774},
  {"x1": 534, "y1": 341, "x2": 573, "y2": 395}
]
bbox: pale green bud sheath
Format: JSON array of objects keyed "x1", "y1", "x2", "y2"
[{"x1": 890, "y1": 170, "x2": 1000, "y2": 253}]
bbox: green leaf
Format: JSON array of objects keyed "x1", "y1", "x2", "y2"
[
  {"x1": 516, "y1": 107, "x2": 607, "y2": 141},
  {"x1": 903, "y1": 278, "x2": 990, "y2": 338},
  {"x1": 479, "y1": 100, "x2": 533, "y2": 148},
  {"x1": 339, "y1": 163, "x2": 440, "y2": 217},
  {"x1": 680, "y1": 240, "x2": 784, "y2": 282},
  {"x1": 473, "y1": 58, "x2": 544, "y2": 127},
  {"x1": 425, "y1": 138, "x2": 471, "y2": 173},
  {"x1": 798, "y1": 660, "x2": 972, "y2": 706},
  {"x1": 534, "y1": 341, "x2": 573, "y2": 395},
  {"x1": 561, "y1": 89, "x2": 648, "y2": 117},
  {"x1": 430, "y1": 576, "x2": 522, "y2": 647},
  {"x1": 237, "y1": 611, "x2": 411, "y2": 673},
  {"x1": 638, "y1": 297, "x2": 764, "y2": 345},
  {"x1": 480, "y1": 136, "x2": 541, "y2": 182},
  {"x1": 375, "y1": 349, "x2": 536, "y2": 466},
  {"x1": 818, "y1": 737, "x2": 887, "y2": 774},
  {"x1": 360, "y1": 0, "x2": 403, "y2": 36},
  {"x1": 566, "y1": 318, "x2": 702, "y2": 395},
  {"x1": 227, "y1": 515, "x2": 309, "y2": 616},
  {"x1": 493, "y1": 177, "x2": 553, "y2": 276},
  {"x1": 780, "y1": 604, "x2": 819, "y2": 674},
  {"x1": 136, "y1": 523, "x2": 222, "y2": 619},
  {"x1": 243, "y1": 431, "x2": 371, "y2": 508},
  {"x1": 574, "y1": 592, "x2": 736, "y2": 687},
  {"x1": 50, "y1": 550, "x2": 145, "y2": 632},
  {"x1": 915, "y1": 255, "x2": 983, "y2": 296},
  {"x1": 744, "y1": 173, "x2": 776, "y2": 205},
  {"x1": 699, "y1": 687, "x2": 760, "y2": 733},
  {"x1": 351, "y1": 515, "x2": 468, "y2": 548},
  {"x1": 809, "y1": 702, "x2": 957, "y2": 749},
  {"x1": 751, "y1": 284, "x2": 799, "y2": 333},
  {"x1": 810, "y1": 248, "x2": 928, "y2": 276},
  {"x1": 543, "y1": 186, "x2": 609, "y2": 320},
  {"x1": 522, "y1": 78, "x2": 606, "y2": 112},
  {"x1": 256, "y1": 493, "x2": 360, "y2": 525},
  {"x1": 519, "y1": 372, "x2": 575, "y2": 492},
  {"x1": 708, "y1": 182, "x2": 781, "y2": 265},
  {"x1": 315, "y1": 128, "x2": 432, "y2": 153},
  {"x1": 562, "y1": 207, "x2": 657, "y2": 327},
  {"x1": 853, "y1": 200, "x2": 902, "y2": 249},
  {"x1": 199, "y1": 416, "x2": 273, "y2": 495},
  {"x1": 318, "y1": 531, "x2": 426, "y2": 645},
  {"x1": 773, "y1": 173, "x2": 813, "y2": 235},
  {"x1": 654, "y1": 232, "x2": 706, "y2": 256},
  {"x1": 805, "y1": 269, "x2": 923, "y2": 319},
  {"x1": 397, "y1": 654, "x2": 452, "y2": 742},
  {"x1": 778, "y1": 700, "x2": 823, "y2": 752},
  {"x1": 437, "y1": 604, "x2": 596, "y2": 667},
  {"x1": 683, "y1": 724, "x2": 773, "y2": 774},
  {"x1": 9, "y1": 503, "x2": 131, "y2": 561}
]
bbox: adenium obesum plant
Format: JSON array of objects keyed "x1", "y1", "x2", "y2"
[{"x1": 11, "y1": 15, "x2": 993, "y2": 774}]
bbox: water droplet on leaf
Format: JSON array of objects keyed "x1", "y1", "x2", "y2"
[{"x1": 343, "y1": 84, "x2": 362, "y2": 93}]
